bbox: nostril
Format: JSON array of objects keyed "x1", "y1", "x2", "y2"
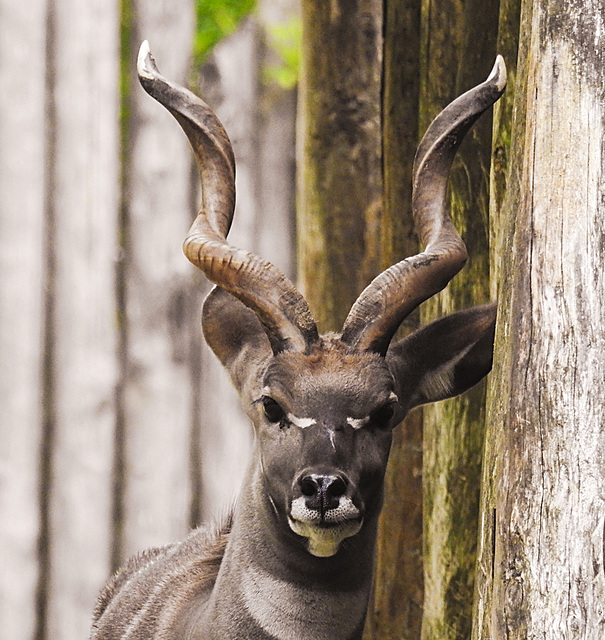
[
  {"x1": 326, "y1": 476, "x2": 347, "y2": 498},
  {"x1": 297, "y1": 473, "x2": 350, "y2": 516},
  {"x1": 300, "y1": 475, "x2": 320, "y2": 497}
]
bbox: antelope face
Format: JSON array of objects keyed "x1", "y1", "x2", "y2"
[{"x1": 254, "y1": 340, "x2": 398, "y2": 557}]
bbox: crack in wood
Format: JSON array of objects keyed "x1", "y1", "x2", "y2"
[{"x1": 491, "y1": 507, "x2": 497, "y2": 582}]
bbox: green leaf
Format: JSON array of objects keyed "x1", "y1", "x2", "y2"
[
  {"x1": 263, "y1": 16, "x2": 302, "y2": 89},
  {"x1": 194, "y1": 0, "x2": 256, "y2": 65}
]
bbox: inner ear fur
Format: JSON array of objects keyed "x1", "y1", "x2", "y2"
[
  {"x1": 202, "y1": 287, "x2": 272, "y2": 391},
  {"x1": 386, "y1": 302, "x2": 497, "y2": 412}
]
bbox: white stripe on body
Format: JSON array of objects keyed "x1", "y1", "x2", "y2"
[{"x1": 116, "y1": 545, "x2": 183, "y2": 639}]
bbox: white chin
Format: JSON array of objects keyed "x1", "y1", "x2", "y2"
[
  {"x1": 308, "y1": 537, "x2": 342, "y2": 558},
  {"x1": 288, "y1": 517, "x2": 363, "y2": 558}
]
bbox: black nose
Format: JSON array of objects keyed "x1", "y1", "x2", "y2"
[{"x1": 299, "y1": 473, "x2": 348, "y2": 516}]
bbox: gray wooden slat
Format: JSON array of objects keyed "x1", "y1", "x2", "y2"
[
  {"x1": 195, "y1": 8, "x2": 298, "y2": 525},
  {"x1": 120, "y1": 0, "x2": 196, "y2": 561},
  {"x1": 45, "y1": 0, "x2": 120, "y2": 636},
  {"x1": 196, "y1": 20, "x2": 260, "y2": 522},
  {"x1": 0, "y1": 0, "x2": 48, "y2": 637}
]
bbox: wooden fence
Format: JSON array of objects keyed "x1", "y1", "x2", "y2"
[{"x1": 0, "y1": 0, "x2": 298, "y2": 638}]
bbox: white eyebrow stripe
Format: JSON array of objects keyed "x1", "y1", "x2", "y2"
[
  {"x1": 347, "y1": 417, "x2": 370, "y2": 430},
  {"x1": 287, "y1": 414, "x2": 317, "y2": 429},
  {"x1": 285, "y1": 414, "x2": 371, "y2": 430}
]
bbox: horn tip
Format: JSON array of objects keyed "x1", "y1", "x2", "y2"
[
  {"x1": 489, "y1": 55, "x2": 507, "y2": 92},
  {"x1": 137, "y1": 40, "x2": 157, "y2": 82}
]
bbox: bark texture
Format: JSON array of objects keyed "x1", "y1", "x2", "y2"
[
  {"x1": 363, "y1": 1, "x2": 424, "y2": 638},
  {"x1": 297, "y1": 0, "x2": 383, "y2": 332},
  {"x1": 489, "y1": 0, "x2": 522, "y2": 299},
  {"x1": 419, "y1": 0, "x2": 499, "y2": 637},
  {"x1": 473, "y1": 0, "x2": 605, "y2": 637}
]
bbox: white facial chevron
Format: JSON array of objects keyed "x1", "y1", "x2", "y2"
[{"x1": 286, "y1": 413, "x2": 370, "y2": 430}]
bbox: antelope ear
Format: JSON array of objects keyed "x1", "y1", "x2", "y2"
[
  {"x1": 386, "y1": 303, "x2": 496, "y2": 412},
  {"x1": 202, "y1": 287, "x2": 272, "y2": 390}
]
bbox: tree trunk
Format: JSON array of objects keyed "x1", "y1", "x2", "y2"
[
  {"x1": 488, "y1": 0, "x2": 522, "y2": 300},
  {"x1": 363, "y1": 1, "x2": 424, "y2": 638},
  {"x1": 0, "y1": 0, "x2": 47, "y2": 637},
  {"x1": 419, "y1": 0, "x2": 499, "y2": 638},
  {"x1": 473, "y1": 0, "x2": 605, "y2": 637},
  {"x1": 45, "y1": 0, "x2": 120, "y2": 636},
  {"x1": 119, "y1": 0, "x2": 196, "y2": 562},
  {"x1": 471, "y1": 0, "x2": 522, "y2": 631},
  {"x1": 297, "y1": 0, "x2": 383, "y2": 333}
]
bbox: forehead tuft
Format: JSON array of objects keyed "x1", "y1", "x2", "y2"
[{"x1": 262, "y1": 339, "x2": 394, "y2": 417}]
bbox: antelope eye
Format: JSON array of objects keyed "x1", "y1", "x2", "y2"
[
  {"x1": 370, "y1": 402, "x2": 395, "y2": 428},
  {"x1": 262, "y1": 396, "x2": 286, "y2": 424}
]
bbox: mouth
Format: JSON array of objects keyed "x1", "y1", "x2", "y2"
[{"x1": 288, "y1": 496, "x2": 363, "y2": 557}]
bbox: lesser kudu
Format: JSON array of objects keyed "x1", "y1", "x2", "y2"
[{"x1": 90, "y1": 41, "x2": 506, "y2": 640}]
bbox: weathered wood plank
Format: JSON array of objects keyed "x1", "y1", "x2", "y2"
[
  {"x1": 196, "y1": 20, "x2": 262, "y2": 522},
  {"x1": 45, "y1": 0, "x2": 120, "y2": 636},
  {"x1": 364, "y1": 1, "x2": 424, "y2": 638},
  {"x1": 256, "y1": 0, "x2": 298, "y2": 280},
  {"x1": 0, "y1": 0, "x2": 47, "y2": 637},
  {"x1": 471, "y1": 1, "x2": 522, "y2": 634},
  {"x1": 419, "y1": 0, "x2": 499, "y2": 637},
  {"x1": 488, "y1": 0, "x2": 522, "y2": 300},
  {"x1": 195, "y1": 4, "x2": 299, "y2": 524},
  {"x1": 474, "y1": 0, "x2": 605, "y2": 637},
  {"x1": 120, "y1": 0, "x2": 196, "y2": 560},
  {"x1": 297, "y1": 0, "x2": 383, "y2": 333}
]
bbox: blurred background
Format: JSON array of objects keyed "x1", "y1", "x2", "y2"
[{"x1": 0, "y1": 0, "x2": 300, "y2": 637}]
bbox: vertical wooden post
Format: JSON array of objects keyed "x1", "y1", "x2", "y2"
[
  {"x1": 364, "y1": 1, "x2": 424, "y2": 639},
  {"x1": 195, "y1": 3, "x2": 300, "y2": 523},
  {"x1": 256, "y1": 0, "x2": 298, "y2": 280},
  {"x1": 120, "y1": 0, "x2": 196, "y2": 561},
  {"x1": 297, "y1": 0, "x2": 383, "y2": 333},
  {"x1": 474, "y1": 0, "x2": 605, "y2": 637},
  {"x1": 0, "y1": 0, "x2": 47, "y2": 637},
  {"x1": 196, "y1": 19, "x2": 260, "y2": 522},
  {"x1": 45, "y1": 0, "x2": 120, "y2": 636},
  {"x1": 472, "y1": 0, "x2": 521, "y2": 630},
  {"x1": 419, "y1": 0, "x2": 499, "y2": 637},
  {"x1": 488, "y1": 0, "x2": 521, "y2": 301}
]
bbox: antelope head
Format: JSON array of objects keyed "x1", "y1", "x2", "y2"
[{"x1": 137, "y1": 42, "x2": 505, "y2": 561}]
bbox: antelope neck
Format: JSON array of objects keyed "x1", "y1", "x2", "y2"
[{"x1": 199, "y1": 465, "x2": 374, "y2": 639}]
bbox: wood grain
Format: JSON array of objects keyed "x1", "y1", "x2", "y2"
[{"x1": 475, "y1": 1, "x2": 605, "y2": 636}]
